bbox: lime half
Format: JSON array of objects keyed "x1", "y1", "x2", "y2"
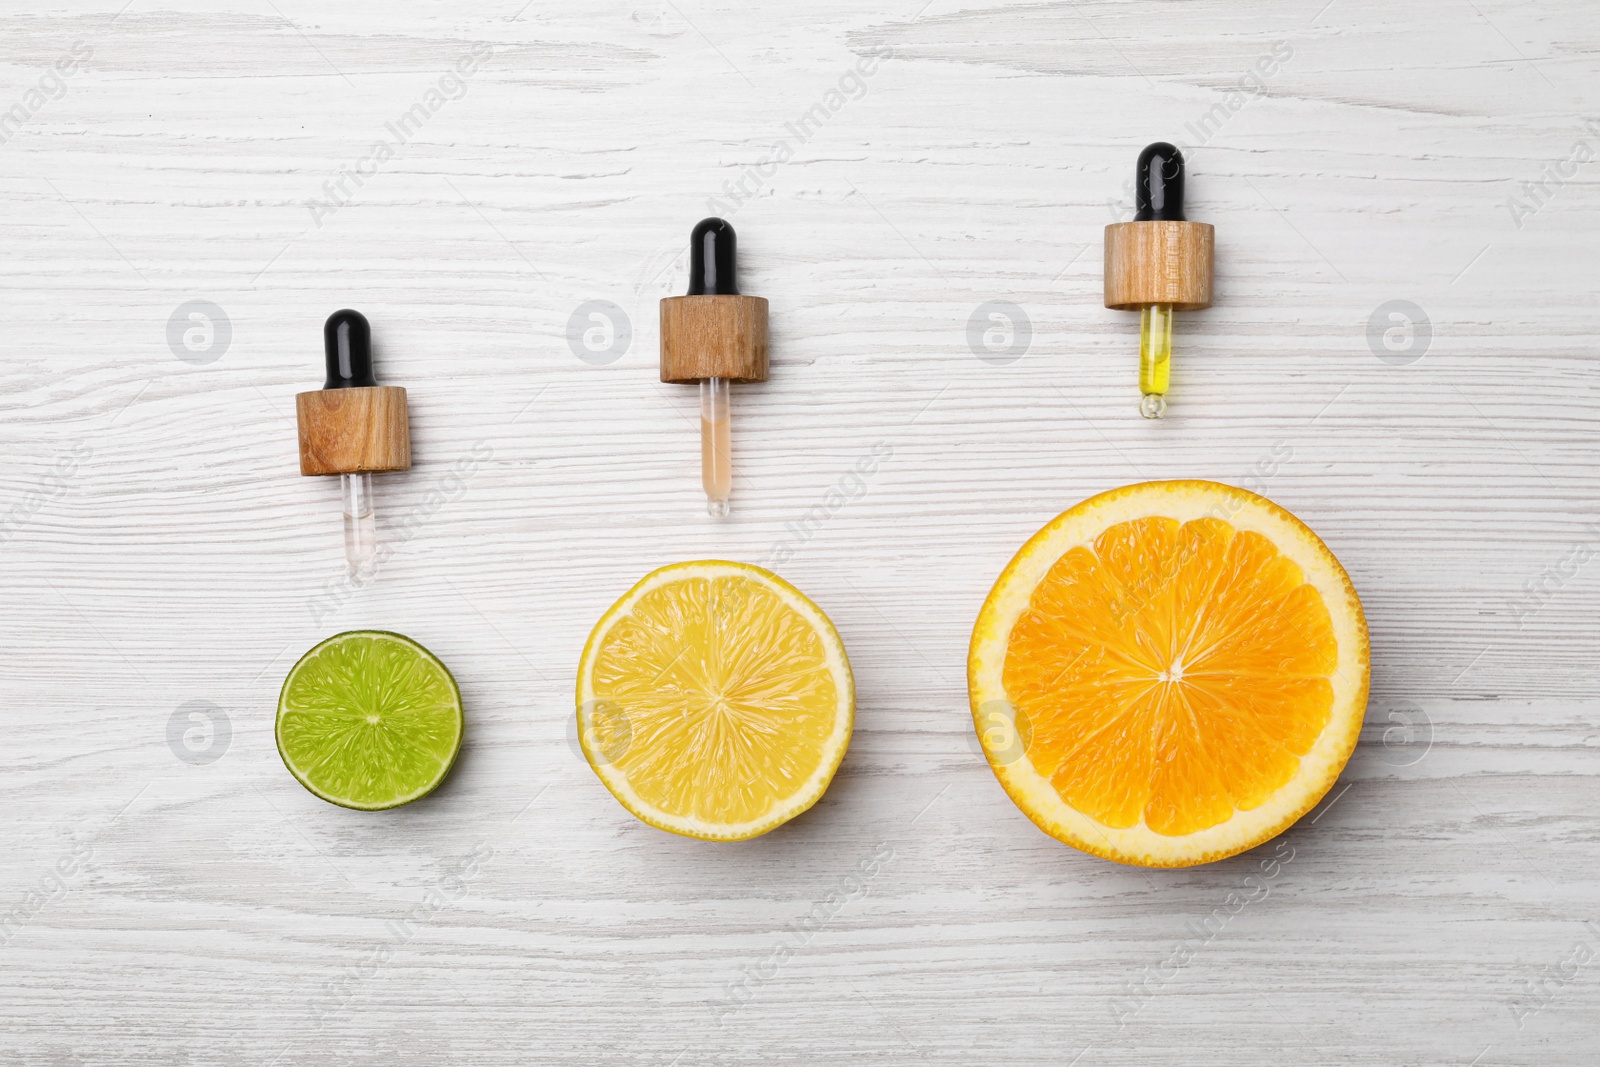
[{"x1": 276, "y1": 631, "x2": 463, "y2": 810}]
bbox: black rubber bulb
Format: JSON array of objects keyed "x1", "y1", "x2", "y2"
[
  {"x1": 323, "y1": 309, "x2": 376, "y2": 389},
  {"x1": 686, "y1": 217, "x2": 739, "y2": 296},
  {"x1": 1134, "y1": 142, "x2": 1187, "y2": 222}
]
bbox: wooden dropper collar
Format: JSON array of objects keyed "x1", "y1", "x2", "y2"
[{"x1": 295, "y1": 310, "x2": 411, "y2": 476}]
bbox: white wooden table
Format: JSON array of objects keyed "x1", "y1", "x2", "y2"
[{"x1": 3, "y1": 2, "x2": 1597, "y2": 1063}]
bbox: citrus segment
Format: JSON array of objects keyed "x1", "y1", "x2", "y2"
[
  {"x1": 276, "y1": 631, "x2": 463, "y2": 810},
  {"x1": 577, "y1": 561, "x2": 853, "y2": 841},
  {"x1": 969, "y1": 481, "x2": 1368, "y2": 867}
]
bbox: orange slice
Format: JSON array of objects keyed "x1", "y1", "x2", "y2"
[{"x1": 968, "y1": 481, "x2": 1369, "y2": 867}]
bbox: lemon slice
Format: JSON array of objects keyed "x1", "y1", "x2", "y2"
[
  {"x1": 576, "y1": 561, "x2": 854, "y2": 841},
  {"x1": 969, "y1": 481, "x2": 1369, "y2": 867}
]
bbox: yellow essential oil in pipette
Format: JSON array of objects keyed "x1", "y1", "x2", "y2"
[{"x1": 1139, "y1": 302, "x2": 1172, "y2": 419}]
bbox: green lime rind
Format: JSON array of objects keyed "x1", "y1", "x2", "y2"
[{"x1": 276, "y1": 630, "x2": 463, "y2": 811}]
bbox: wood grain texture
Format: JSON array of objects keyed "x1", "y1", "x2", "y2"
[
  {"x1": 1104, "y1": 222, "x2": 1215, "y2": 310},
  {"x1": 660, "y1": 295, "x2": 770, "y2": 382},
  {"x1": 1, "y1": 1, "x2": 1598, "y2": 1065},
  {"x1": 296, "y1": 386, "x2": 411, "y2": 476}
]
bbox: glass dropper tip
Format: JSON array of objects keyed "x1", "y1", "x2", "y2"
[
  {"x1": 700, "y1": 375, "x2": 732, "y2": 518},
  {"x1": 1138, "y1": 302, "x2": 1173, "y2": 421},
  {"x1": 341, "y1": 471, "x2": 379, "y2": 574}
]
